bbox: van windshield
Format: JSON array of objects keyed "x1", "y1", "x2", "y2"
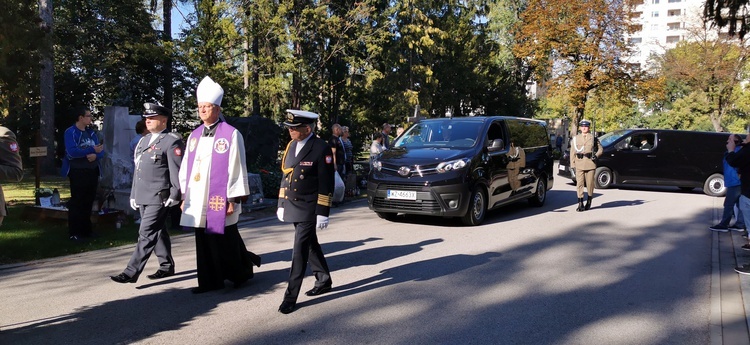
[
  {"x1": 394, "y1": 121, "x2": 483, "y2": 149},
  {"x1": 598, "y1": 130, "x2": 630, "y2": 147}
]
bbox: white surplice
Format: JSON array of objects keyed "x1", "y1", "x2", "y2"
[{"x1": 179, "y1": 128, "x2": 250, "y2": 228}]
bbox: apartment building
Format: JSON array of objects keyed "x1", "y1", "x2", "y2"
[{"x1": 627, "y1": 0, "x2": 704, "y2": 70}]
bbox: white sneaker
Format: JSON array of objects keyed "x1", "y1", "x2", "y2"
[{"x1": 729, "y1": 225, "x2": 746, "y2": 232}]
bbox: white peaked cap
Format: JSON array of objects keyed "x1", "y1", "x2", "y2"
[{"x1": 196, "y1": 76, "x2": 224, "y2": 106}]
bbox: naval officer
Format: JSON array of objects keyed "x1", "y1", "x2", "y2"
[
  {"x1": 277, "y1": 109, "x2": 336, "y2": 314},
  {"x1": 111, "y1": 103, "x2": 183, "y2": 283},
  {"x1": 570, "y1": 119, "x2": 603, "y2": 211}
]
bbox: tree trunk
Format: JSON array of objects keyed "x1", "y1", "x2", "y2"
[
  {"x1": 39, "y1": 0, "x2": 55, "y2": 175},
  {"x1": 163, "y1": 0, "x2": 173, "y2": 129}
]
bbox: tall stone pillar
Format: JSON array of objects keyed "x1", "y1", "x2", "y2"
[{"x1": 101, "y1": 106, "x2": 142, "y2": 214}]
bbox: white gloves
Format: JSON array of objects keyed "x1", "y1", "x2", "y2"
[
  {"x1": 130, "y1": 199, "x2": 138, "y2": 210},
  {"x1": 164, "y1": 198, "x2": 179, "y2": 207},
  {"x1": 277, "y1": 208, "x2": 284, "y2": 222},
  {"x1": 316, "y1": 215, "x2": 329, "y2": 229}
]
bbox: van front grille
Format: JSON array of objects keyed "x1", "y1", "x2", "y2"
[{"x1": 372, "y1": 197, "x2": 441, "y2": 212}]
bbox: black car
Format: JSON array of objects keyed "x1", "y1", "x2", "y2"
[
  {"x1": 558, "y1": 129, "x2": 733, "y2": 196},
  {"x1": 367, "y1": 116, "x2": 554, "y2": 226}
]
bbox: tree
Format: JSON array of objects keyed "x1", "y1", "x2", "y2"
[
  {"x1": 513, "y1": 0, "x2": 637, "y2": 137},
  {"x1": 704, "y1": 0, "x2": 750, "y2": 38},
  {"x1": 653, "y1": 23, "x2": 749, "y2": 132}
]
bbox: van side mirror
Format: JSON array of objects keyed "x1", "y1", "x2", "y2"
[{"x1": 487, "y1": 139, "x2": 504, "y2": 152}]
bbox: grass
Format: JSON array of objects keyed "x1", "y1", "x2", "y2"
[{"x1": 0, "y1": 173, "x2": 175, "y2": 265}]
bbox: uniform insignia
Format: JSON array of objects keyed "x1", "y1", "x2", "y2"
[
  {"x1": 189, "y1": 138, "x2": 197, "y2": 152},
  {"x1": 317, "y1": 194, "x2": 332, "y2": 207},
  {"x1": 300, "y1": 161, "x2": 313, "y2": 166},
  {"x1": 299, "y1": 174, "x2": 304, "y2": 180},
  {"x1": 168, "y1": 132, "x2": 180, "y2": 139},
  {"x1": 325, "y1": 155, "x2": 333, "y2": 164},
  {"x1": 9, "y1": 142, "x2": 18, "y2": 153},
  {"x1": 214, "y1": 138, "x2": 229, "y2": 154},
  {"x1": 174, "y1": 147, "x2": 182, "y2": 156}
]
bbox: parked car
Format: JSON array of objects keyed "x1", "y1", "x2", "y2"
[
  {"x1": 367, "y1": 116, "x2": 554, "y2": 226},
  {"x1": 557, "y1": 129, "x2": 734, "y2": 196}
]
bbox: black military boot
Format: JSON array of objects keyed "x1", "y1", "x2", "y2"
[
  {"x1": 576, "y1": 198, "x2": 584, "y2": 212},
  {"x1": 585, "y1": 195, "x2": 593, "y2": 210}
]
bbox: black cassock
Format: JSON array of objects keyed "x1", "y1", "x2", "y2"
[{"x1": 194, "y1": 223, "x2": 260, "y2": 289}]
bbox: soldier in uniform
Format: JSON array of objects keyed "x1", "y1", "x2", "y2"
[
  {"x1": 276, "y1": 109, "x2": 335, "y2": 314},
  {"x1": 111, "y1": 103, "x2": 183, "y2": 284},
  {"x1": 0, "y1": 125, "x2": 23, "y2": 227},
  {"x1": 570, "y1": 119, "x2": 603, "y2": 211}
]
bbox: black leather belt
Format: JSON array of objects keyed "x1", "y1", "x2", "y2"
[{"x1": 575, "y1": 153, "x2": 592, "y2": 159}]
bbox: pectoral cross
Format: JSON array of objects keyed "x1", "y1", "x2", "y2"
[{"x1": 151, "y1": 152, "x2": 159, "y2": 163}]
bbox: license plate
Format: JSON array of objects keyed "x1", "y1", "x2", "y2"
[
  {"x1": 387, "y1": 190, "x2": 417, "y2": 200},
  {"x1": 559, "y1": 165, "x2": 566, "y2": 171}
]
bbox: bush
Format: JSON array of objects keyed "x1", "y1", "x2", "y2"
[{"x1": 259, "y1": 168, "x2": 282, "y2": 199}]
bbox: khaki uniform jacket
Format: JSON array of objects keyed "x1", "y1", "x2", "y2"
[
  {"x1": 0, "y1": 126, "x2": 23, "y2": 218},
  {"x1": 506, "y1": 145, "x2": 526, "y2": 170},
  {"x1": 570, "y1": 133, "x2": 603, "y2": 171}
]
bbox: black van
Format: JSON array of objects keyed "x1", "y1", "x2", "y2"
[
  {"x1": 367, "y1": 116, "x2": 554, "y2": 226},
  {"x1": 557, "y1": 129, "x2": 732, "y2": 196}
]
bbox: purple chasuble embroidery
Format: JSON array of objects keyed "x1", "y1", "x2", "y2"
[{"x1": 185, "y1": 122, "x2": 234, "y2": 235}]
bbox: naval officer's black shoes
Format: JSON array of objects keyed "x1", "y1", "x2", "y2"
[
  {"x1": 278, "y1": 301, "x2": 296, "y2": 314},
  {"x1": 576, "y1": 198, "x2": 584, "y2": 212},
  {"x1": 147, "y1": 269, "x2": 175, "y2": 280},
  {"x1": 110, "y1": 273, "x2": 138, "y2": 284},
  {"x1": 585, "y1": 196, "x2": 593, "y2": 210},
  {"x1": 305, "y1": 284, "x2": 332, "y2": 296}
]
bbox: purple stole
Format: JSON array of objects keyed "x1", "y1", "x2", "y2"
[{"x1": 185, "y1": 122, "x2": 234, "y2": 235}]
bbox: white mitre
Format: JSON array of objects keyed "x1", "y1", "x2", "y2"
[{"x1": 196, "y1": 76, "x2": 224, "y2": 106}]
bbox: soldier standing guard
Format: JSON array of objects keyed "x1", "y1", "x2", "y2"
[
  {"x1": 276, "y1": 109, "x2": 335, "y2": 314},
  {"x1": 111, "y1": 103, "x2": 182, "y2": 284},
  {"x1": 570, "y1": 119, "x2": 603, "y2": 212}
]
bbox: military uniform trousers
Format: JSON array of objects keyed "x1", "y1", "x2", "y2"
[
  {"x1": 575, "y1": 168, "x2": 596, "y2": 198},
  {"x1": 123, "y1": 203, "x2": 174, "y2": 277},
  {"x1": 283, "y1": 221, "x2": 332, "y2": 303}
]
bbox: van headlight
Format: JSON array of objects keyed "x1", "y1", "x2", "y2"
[
  {"x1": 436, "y1": 158, "x2": 470, "y2": 173},
  {"x1": 373, "y1": 160, "x2": 382, "y2": 171}
]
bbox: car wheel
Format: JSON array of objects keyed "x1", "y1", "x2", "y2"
[
  {"x1": 528, "y1": 177, "x2": 547, "y2": 207},
  {"x1": 376, "y1": 212, "x2": 397, "y2": 221},
  {"x1": 703, "y1": 173, "x2": 726, "y2": 197},
  {"x1": 461, "y1": 186, "x2": 487, "y2": 226},
  {"x1": 594, "y1": 167, "x2": 613, "y2": 189}
]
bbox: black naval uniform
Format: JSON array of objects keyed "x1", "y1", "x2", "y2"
[
  {"x1": 123, "y1": 130, "x2": 184, "y2": 279},
  {"x1": 278, "y1": 135, "x2": 336, "y2": 304}
]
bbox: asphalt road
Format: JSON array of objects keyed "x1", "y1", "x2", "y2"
[{"x1": 0, "y1": 175, "x2": 725, "y2": 344}]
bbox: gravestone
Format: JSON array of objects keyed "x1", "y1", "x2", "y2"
[{"x1": 101, "y1": 106, "x2": 142, "y2": 215}]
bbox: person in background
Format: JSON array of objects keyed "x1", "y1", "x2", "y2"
[
  {"x1": 276, "y1": 109, "x2": 335, "y2": 314},
  {"x1": 369, "y1": 132, "x2": 385, "y2": 170},
  {"x1": 342, "y1": 126, "x2": 354, "y2": 177},
  {"x1": 724, "y1": 134, "x2": 750, "y2": 274},
  {"x1": 129, "y1": 119, "x2": 147, "y2": 224},
  {"x1": 329, "y1": 124, "x2": 346, "y2": 177},
  {"x1": 62, "y1": 107, "x2": 105, "y2": 241},
  {"x1": 381, "y1": 123, "x2": 392, "y2": 150},
  {"x1": 111, "y1": 103, "x2": 182, "y2": 284},
  {"x1": 396, "y1": 127, "x2": 404, "y2": 138},
  {"x1": 711, "y1": 134, "x2": 746, "y2": 233},
  {"x1": 555, "y1": 134, "x2": 563, "y2": 153},
  {"x1": 0, "y1": 125, "x2": 23, "y2": 226},
  {"x1": 179, "y1": 76, "x2": 261, "y2": 294}
]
